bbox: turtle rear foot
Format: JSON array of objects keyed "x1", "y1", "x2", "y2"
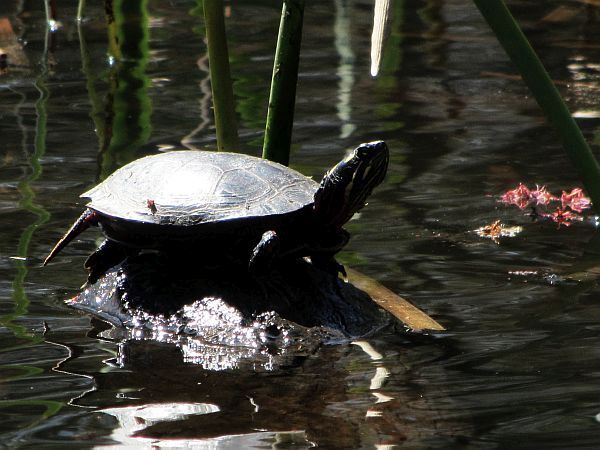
[{"x1": 43, "y1": 209, "x2": 99, "y2": 266}]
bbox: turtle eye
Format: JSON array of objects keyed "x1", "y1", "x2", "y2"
[{"x1": 354, "y1": 144, "x2": 371, "y2": 159}]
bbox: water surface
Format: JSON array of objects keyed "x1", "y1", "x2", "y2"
[{"x1": 1, "y1": 0, "x2": 600, "y2": 448}]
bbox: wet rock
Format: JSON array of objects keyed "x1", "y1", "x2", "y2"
[{"x1": 69, "y1": 254, "x2": 390, "y2": 371}]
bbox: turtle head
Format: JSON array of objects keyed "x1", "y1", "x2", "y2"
[{"x1": 314, "y1": 141, "x2": 389, "y2": 229}]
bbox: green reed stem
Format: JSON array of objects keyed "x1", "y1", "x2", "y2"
[
  {"x1": 77, "y1": 0, "x2": 86, "y2": 21},
  {"x1": 262, "y1": 0, "x2": 305, "y2": 166},
  {"x1": 203, "y1": 0, "x2": 240, "y2": 152},
  {"x1": 473, "y1": 0, "x2": 600, "y2": 209}
]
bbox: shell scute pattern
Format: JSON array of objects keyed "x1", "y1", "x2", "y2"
[{"x1": 82, "y1": 151, "x2": 318, "y2": 226}]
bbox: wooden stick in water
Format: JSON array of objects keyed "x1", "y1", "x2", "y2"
[{"x1": 346, "y1": 267, "x2": 445, "y2": 332}]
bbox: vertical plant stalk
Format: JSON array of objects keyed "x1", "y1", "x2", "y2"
[
  {"x1": 77, "y1": 0, "x2": 86, "y2": 21},
  {"x1": 473, "y1": 0, "x2": 600, "y2": 209},
  {"x1": 203, "y1": 0, "x2": 239, "y2": 152},
  {"x1": 262, "y1": 0, "x2": 305, "y2": 166},
  {"x1": 370, "y1": 0, "x2": 391, "y2": 77}
]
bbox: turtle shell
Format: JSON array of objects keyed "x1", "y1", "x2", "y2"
[{"x1": 83, "y1": 151, "x2": 319, "y2": 227}]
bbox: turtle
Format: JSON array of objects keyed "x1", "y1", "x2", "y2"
[{"x1": 44, "y1": 141, "x2": 389, "y2": 281}]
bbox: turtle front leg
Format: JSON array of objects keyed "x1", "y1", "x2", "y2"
[
  {"x1": 85, "y1": 239, "x2": 138, "y2": 284},
  {"x1": 248, "y1": 230, "x2": 281, "y2": 275},
  {"x1": 309, "y1": 229, "x2": 350, "y2": 280}
]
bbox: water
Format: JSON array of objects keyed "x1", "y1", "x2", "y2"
[{"x1": 1, "y1": 0, "x2": 600, "y2": 447}]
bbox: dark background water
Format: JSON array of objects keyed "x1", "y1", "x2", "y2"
[{"x1": 1, "y1": 0, "x2": 600, "y2": 448}]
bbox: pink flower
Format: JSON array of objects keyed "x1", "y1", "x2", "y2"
[
  {"x1": 542, "y1": 207, "x2": 582, "y2": 227},
  {"x1": 560, "y1": 188, "x2": 592, "y2": 213},
  {"x1": 500, "y1": 183, "x2": 531, "y2": 209},
  {"x1": 529, "y1": 185, "x2": 557, "y2": 206}
]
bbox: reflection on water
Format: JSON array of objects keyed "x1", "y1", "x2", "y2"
[
  {"x1": 1, "y1": 0, "x2": 600, "y2": 448},
  {"x1": 98, "y1": 402, "x2": 220, "y2": 448}
]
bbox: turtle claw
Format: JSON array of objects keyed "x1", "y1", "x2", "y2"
[
  {"x1": 310, "y1": 255, "x2": 347, "y2": 281},
  {"x1": 339, "y1": 264, "x2": 348, "y2": 282}
]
